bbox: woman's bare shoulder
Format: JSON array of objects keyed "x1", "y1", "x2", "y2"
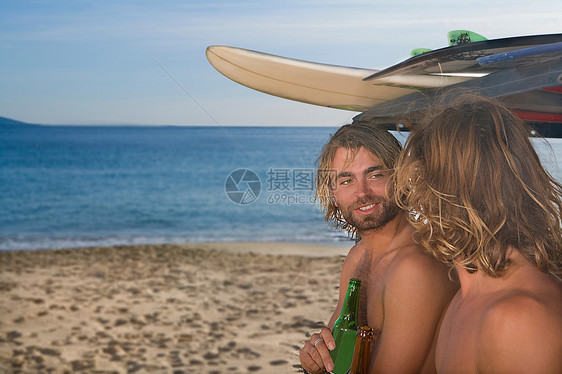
[{"x1": 477, "y1": 281, "x2": 562, "y2": 373}]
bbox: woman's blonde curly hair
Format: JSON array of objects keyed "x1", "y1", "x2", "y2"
[{"x1": 394, "y1": 94, "x2": 562, "y2": 277}]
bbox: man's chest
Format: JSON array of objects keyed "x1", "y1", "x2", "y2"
[{"x1": 353, "y1": 261, "x2": 387, "y2": 337}]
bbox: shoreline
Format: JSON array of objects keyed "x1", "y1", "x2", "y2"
[
  {"x1": 0, "y1": 242, "x2": 348, "y2": 373},
  {"x1": 0, "y1": 240, "x2": 355, "y2": 255}
]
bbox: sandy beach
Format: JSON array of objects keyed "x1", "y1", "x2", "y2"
[{"x1": 0, "y1": 242, "x2": 352, "y2": 373}]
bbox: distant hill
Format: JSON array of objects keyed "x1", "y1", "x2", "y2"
[{"x1": 0, "y1": 116, "x2": 40, "y2": 127}]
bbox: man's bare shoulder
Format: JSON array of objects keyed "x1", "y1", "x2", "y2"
[
  {"x1": 381, "y1": 244, "x2": 457, "y2": 307},
  {"x1": 477, "y1": 280, "x2": 562, "y2": 373},
  {"x1": 385, "y1": 244, "x2": 453, "y2": 286}
]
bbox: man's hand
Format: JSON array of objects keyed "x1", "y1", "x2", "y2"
[{"x1": 299, "y1": 327, "x2": 336, "y2": 373}]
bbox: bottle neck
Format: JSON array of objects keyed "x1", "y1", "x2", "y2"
[
  {"x1": 356, "y1": 326, "x2": 374, "y2": 340},
  {"x1": 340, "y1": 280, "x2": 360, "y2": 318}
]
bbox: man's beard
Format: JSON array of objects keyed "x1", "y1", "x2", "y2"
[{"x1": 340, "y1": 196, "x2": 399, "y2": 233}]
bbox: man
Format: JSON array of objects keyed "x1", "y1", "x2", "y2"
[
  {"x1": 299, "y1": 123, "x2": 458, "y2": 373},
  {"x1": 393, "y1": 95, "x2": 562, "y2": 373}
]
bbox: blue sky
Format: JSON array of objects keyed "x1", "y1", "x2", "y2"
[{"x1": 1, "y1": 0, "x2": 561, "y2": 126}]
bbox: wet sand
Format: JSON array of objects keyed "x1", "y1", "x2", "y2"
[{"x1": 0, "y1": 242, "x2": 351, "y2": 373}]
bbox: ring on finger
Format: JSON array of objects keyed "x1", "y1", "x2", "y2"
[{"x1": 313, "y1": 338, "x2": 323, "y2": 347}]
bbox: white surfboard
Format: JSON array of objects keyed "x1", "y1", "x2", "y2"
[{"x1": 206, "y1": 45, "x2": 469, "y2": 112}]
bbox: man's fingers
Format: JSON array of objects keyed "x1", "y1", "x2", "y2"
[
  {"x1": 300, "y1": 335, "x2": 326, "y2": 373},
  {"x1": 310, "y1": 331, "x2": 335, "y2": 373},
  {"x1": 312, "y1": 337, "x2": 324, "y2": 348},
  {"x1": 315, "y1": 340, "x2": 335, "y2": 372},
  {"x1": 320, "y1": 328, "x2": 336, "y2": 351},
  {"x1": 305, "y1": 349, "x2": 323, "y2": 373},
  {"x1": 299, "y1": 329, "x2": 337, "y2": 374}
]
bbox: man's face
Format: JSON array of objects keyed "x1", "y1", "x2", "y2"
[{"x1": 330, "y1": 146, "x2": 399, "y2": 233}]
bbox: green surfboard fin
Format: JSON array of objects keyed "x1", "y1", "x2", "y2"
[
  {"x1": 410, "y1": 48, "x2": 433, "y2": 57},
  {"x1": 410, "y1": 31, "x2": 487, "y2": 57},
  {"x1": 448, "y1": 30, "x2": 487, "y2": 46}
]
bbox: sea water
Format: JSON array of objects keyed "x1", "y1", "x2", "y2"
[
  {"x1": 1, "y1": 125, "x2": 561, "y2": 251},
  {"x1": 0, "y1": 125, "x2": 352, "y2": 250}
]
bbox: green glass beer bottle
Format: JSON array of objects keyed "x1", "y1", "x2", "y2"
[
  {"x1": 330, "y1": 278, "x2": 361, "y2": 374},
  {"x1": 347, "y1": 326, "x2": 374, "y2": 374}
]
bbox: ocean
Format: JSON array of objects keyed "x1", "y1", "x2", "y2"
[{"x1": 1, "y1": 125, "x2": 561, "y2": 251}]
